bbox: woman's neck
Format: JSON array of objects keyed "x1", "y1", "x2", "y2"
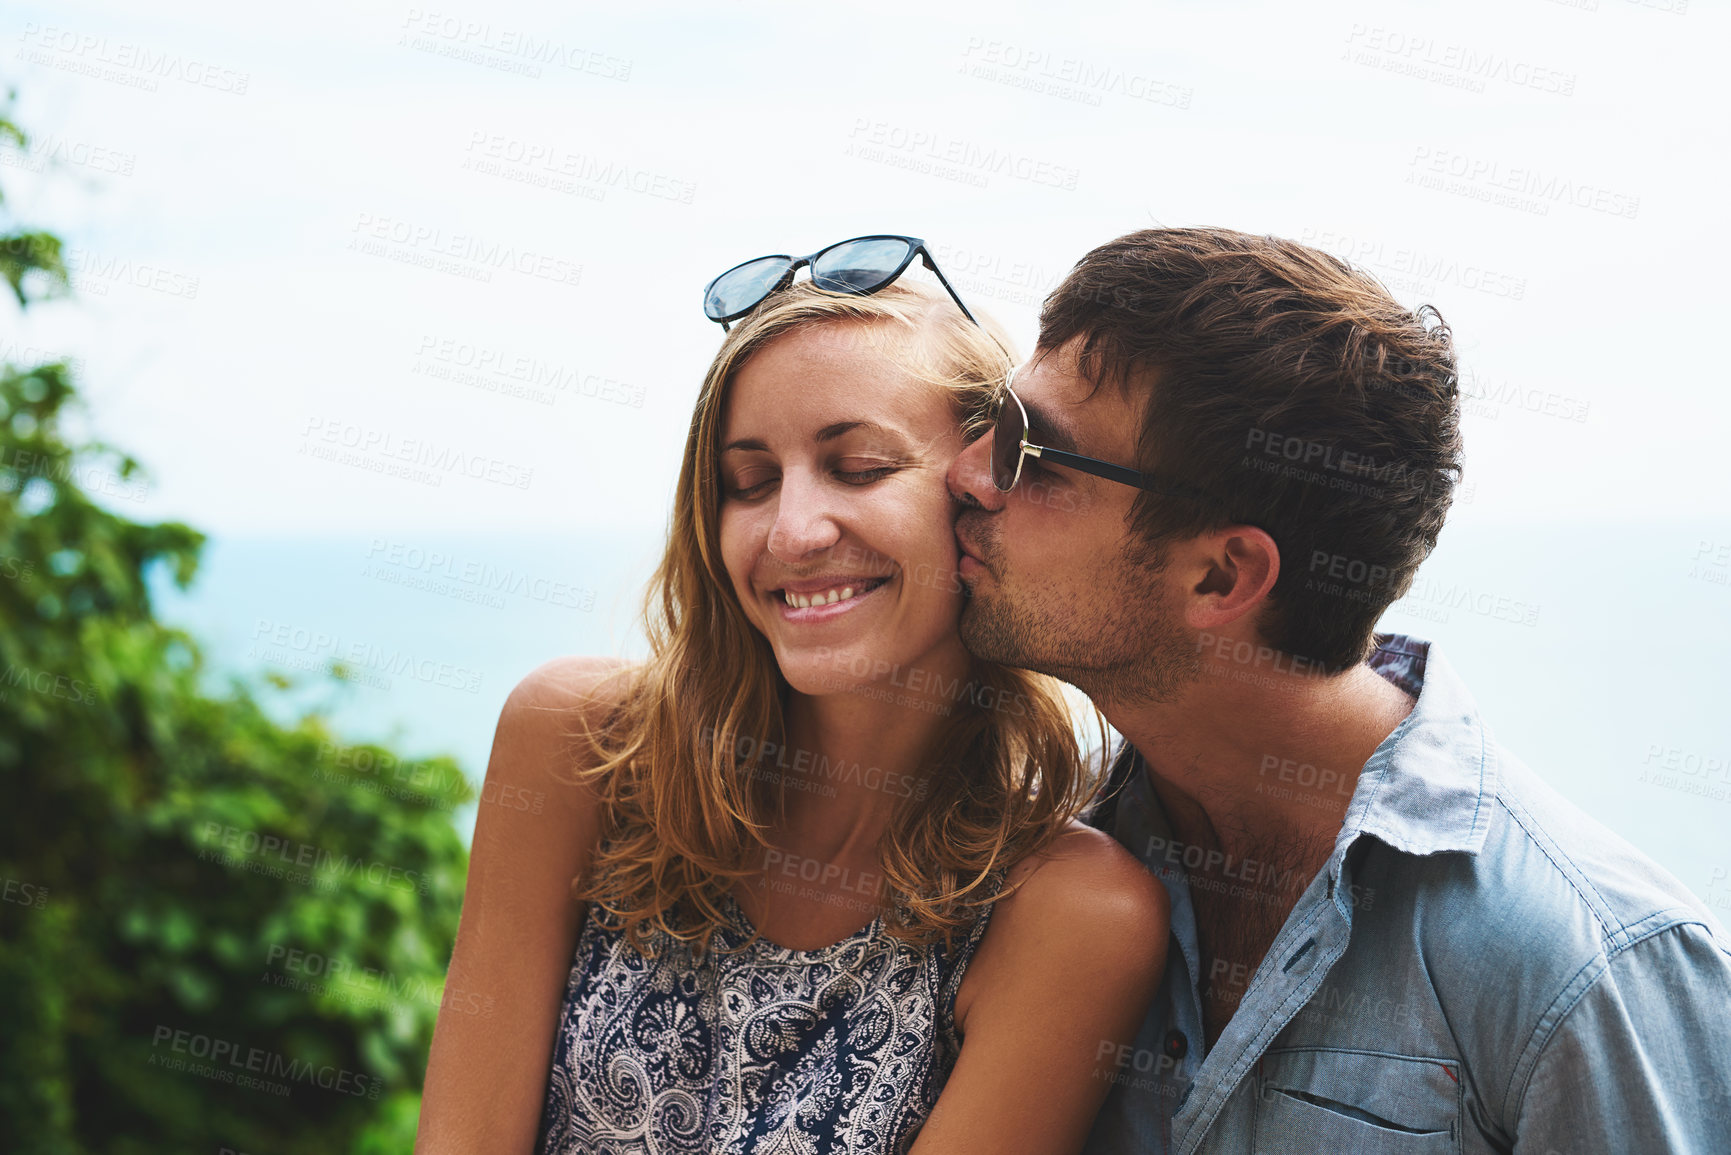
[{"x1": 772, "y1": 670, "x2": 961, "y2": 862}]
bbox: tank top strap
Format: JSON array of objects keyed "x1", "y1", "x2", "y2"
[{"x1": 934, "y1": 866, "x2": 1009, "y2": 1046}]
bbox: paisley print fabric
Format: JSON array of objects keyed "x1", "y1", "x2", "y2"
[{"x1": 536, "y1": 886, "x2": 998, "y2": 1155}]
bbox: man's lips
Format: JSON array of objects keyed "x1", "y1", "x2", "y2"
[{"x1": 954, "y1": 525, "x2": 988, "y2": 570}]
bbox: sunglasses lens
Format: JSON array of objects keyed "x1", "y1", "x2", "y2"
[
  {"x1": 704, "y1": 256, "x2": 794, "y2": 321},
  {"x1": 810, "y1": 237, "x2": 913, "y2": 293},
  {"x1": 992, "y1": 390, "x2": 1024, "y2": 491}
]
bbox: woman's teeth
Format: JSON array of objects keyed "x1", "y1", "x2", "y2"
[{"x1": 783, "y1": 586, "x2": 857, "y2": 609}]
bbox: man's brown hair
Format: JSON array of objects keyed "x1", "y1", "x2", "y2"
[{"x1": 1039, "y1": 227, "x2": 1462, "y2": 671}]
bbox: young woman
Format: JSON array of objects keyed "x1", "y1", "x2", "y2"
[{"x1": 416, "y1": 253, "x2": 1168, "y2": 1155}]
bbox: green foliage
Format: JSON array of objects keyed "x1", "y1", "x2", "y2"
[{"x1": 0, "y1": 93, "x2": 470, "y2": 1153}]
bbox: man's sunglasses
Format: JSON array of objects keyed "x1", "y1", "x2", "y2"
[
  {"x1": 702, "y1": 234, "x2": 979, "y2": 331},
  {"x1": 990, "y1": 374, "x2": 1214, "y2": 504}
]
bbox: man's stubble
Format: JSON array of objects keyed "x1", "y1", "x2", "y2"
[{"x1": 957, "y1": 515, "x2": 1200, "y2": 708}]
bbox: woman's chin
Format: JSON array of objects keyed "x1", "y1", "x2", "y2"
[{"x1": 775, "y1": 654, "x2": 859, "y2": 701}]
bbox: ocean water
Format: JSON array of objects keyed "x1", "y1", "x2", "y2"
[{"x1": 150, "y1": 520, "x2": 1731, "y2": 917}]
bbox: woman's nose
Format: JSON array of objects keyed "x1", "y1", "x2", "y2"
[{"x1": 766, "y1": 474, "x2": 842, "y2": 561}]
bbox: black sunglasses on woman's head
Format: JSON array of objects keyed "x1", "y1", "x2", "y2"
[{"x1": 702, "y1": 234, "x2": 979, "y2": 331}]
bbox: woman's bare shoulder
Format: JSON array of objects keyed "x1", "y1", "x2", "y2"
[
  {"x1": 500, "y1": 655, "x2": 638, "y2": 725},
  {"x1": 998, "y1": 820, "x2": 1169, "y2": 941},
  {"x1": 419, "y1": 656, "x2": 640, "y2": 1151},
  {"x1": 489, "y1": 658, "x2": 638, "y2": 777},
  {"x1": 951, "y1": 820, "x2": 1168, "y2": 1051}
]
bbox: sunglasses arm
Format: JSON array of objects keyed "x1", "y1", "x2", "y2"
[
  {"x1": 918, "y1": 251, "x2": 980, "y2": 327},
  {"x1": 1034, "y1": 445, "x2": 1212, "y2": 501}
]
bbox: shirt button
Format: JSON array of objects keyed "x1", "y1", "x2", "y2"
[{"x1": 1162, "y1": 1028, "x2": 1188, "y2": 1061}]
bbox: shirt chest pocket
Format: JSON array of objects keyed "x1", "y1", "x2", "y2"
[{"x1": 1252, "y1": 1047, "x2": 1460, "y2": 1154}]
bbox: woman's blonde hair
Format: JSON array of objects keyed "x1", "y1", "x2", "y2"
[{"x1": 568, "y1": 280, "x2": 1098, "y2": 952}]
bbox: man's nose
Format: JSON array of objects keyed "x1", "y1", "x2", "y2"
[
  {"x1": 947, "y1": 434, "x2": 1006, "y2": 512},
  {"x1": 767, "y1": 475, "x2": 843, "y2": 560}
]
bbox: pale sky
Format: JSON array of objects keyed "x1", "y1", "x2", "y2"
[{"x1": 5, "y1": 0, "x2": 1726, "y2": 538}]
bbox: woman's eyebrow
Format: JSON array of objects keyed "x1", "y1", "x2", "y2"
[
  {"x1": 721, "y1": 421, "x2": 911, "y2": 455},
  {"x1": 815, "y1": 420, "x2": 907, "y2": 445}
]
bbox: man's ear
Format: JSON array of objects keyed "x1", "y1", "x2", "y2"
[{"x1": 1183, "y1": 526, "x2": 1280, "y2": 632}]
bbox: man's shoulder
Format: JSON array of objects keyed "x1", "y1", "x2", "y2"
[
  {"x1": 1373, "y1": 744, "x2": 1723, "y2": 962},
  {"x1": 1483, "y1": 746, "x2": 1721, "y2": 948},
  {"x1": 1356, "y1": 741, "x2": 1727, "y2": 1050},
  {"x1": 1336, "y1": 744, "x2": 1730, "y2": 1130}
]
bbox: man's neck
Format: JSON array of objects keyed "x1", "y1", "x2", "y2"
[
  {"x1": 1104, "y1": 661, "x2": 1416, "y2": 862},
  {"x1": 1098, "y1": 660, "x2": 1417, "y2": 1047}
]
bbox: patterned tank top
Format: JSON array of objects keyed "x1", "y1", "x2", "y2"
[{"x1": 535, "y1": 882, "x2": 1000, "y2": 1155}]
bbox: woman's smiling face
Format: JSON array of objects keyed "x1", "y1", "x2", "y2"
[{"x1": 717, "y1": 321, "x2": 971, "y2": 698}]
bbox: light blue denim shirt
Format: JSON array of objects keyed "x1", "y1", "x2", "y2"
[{"x1": 1083, "y1": 634, "x2": 1731, "y2": 1154}]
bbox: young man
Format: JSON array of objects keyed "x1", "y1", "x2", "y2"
[{"x1": 946, "y1": 227, "x2": 1731, "y2": 1153}]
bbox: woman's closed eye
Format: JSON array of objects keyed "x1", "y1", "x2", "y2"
[
  {"x1": 723, "y1": 462, "x2": 901, "y2": 500},
  {"x1": 727, "y1": 477, "x2": 775, "y2": 500},
  {"x1": 835, "y1": 463, "x2": 899, "y2": 484}
]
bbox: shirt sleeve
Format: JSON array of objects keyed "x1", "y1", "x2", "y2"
[{"x1": 1513, "y1": 920, "x2": 1731, "y2": 1153}]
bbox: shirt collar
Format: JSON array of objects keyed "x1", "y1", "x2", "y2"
[{"x1": 1340, "y1": 632, "x2": 1497, "y2": 858}]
